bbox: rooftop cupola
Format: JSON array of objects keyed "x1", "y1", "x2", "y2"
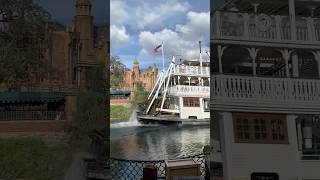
[{"x1": 76, "y1": 0, "x2": 92, "y2": 16}]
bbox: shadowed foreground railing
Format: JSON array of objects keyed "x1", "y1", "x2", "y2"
[
  {"x1": 110, "y1": 154, "x2": 206, "y2": 180},
  {"x1": 0, "y1": 111, "x2": 65, "y2": 121}
]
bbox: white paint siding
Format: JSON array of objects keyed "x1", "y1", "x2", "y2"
[
  {"x1": 219, "y1": 113, "x2": 305, "y2": 180},
  {"x1": 179, "y1": 97, "x2": 210, "y2": 119}
]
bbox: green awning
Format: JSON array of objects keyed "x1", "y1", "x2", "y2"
[
  {"x1": 110, "y1": 90, "x2": 130, "y2": 95},
  {"x1": 0, "y1": 92, "x2": 65, "y2": 103}
]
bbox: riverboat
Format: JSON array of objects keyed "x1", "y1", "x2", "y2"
[{"x1": 137, "y1": 42, "x2": 210, "y2": 125}]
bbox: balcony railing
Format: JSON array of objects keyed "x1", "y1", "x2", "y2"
[
  {"x1": 211, "y1": 74, "x2": 320, "y2": 113},
  {"x1": 0, "y1": 111, "x2": 65, "y2": 121},
  {"x1": 168, "y1": 85, "x2": 210, "y2": 97},
  {"x1": 212, "y1": 10, "x2": 320, "y2": 43},
  {"x1": 174, "y1": 65, "x2": 210, "y2": 76}
]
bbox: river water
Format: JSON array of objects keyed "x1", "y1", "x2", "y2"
[{"x1": 110, "y1": 111, "x2": 210, "y2": 160}]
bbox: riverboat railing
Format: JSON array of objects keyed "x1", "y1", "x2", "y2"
[
  {"x1": 174, "y1": 65, "x2": 210, "y2": 76},
  {"x1": 168, "y1": 85, "x2": 210, "y2": 97},
  {"x1": 211, "y1": 74, "x2": 320, "y2": 113},
  {"x1": 110, "y1": 154, "x2": 206, "y2": 180},
  {"x1": 0, "y1": 111, "x2": 65, "y2": 121}
]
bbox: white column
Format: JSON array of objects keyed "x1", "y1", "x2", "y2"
[
  {"x1": 289, "y1": 0, "x2": 296, "y2": 40},
  {"x1": 215, "y1": 11, "x2": 221, "y2": 38},
  {"x1": 198, "y1": 77, "x2": 201, "y2": 86},
  {"x1": 292, "y1": 53, "x2": 299, "y2": 78},
  {"x1": 280, "y1": 49, "x2": 293, "y2": 77},
  {"x1": 287, "y1": 114, "x2": 302, "y2": 180},
  {"x1": 218, "y1": 45, "x2": 226, "y2": 74},
  {"x1": 243, "y1": 13, "x2": 250, "y2": 38},
  {"x1": 219, "y1": 112, "x2": 233, "y2": 179},
  {"x1": 188, "y1": 77, "x2": 191, "y2": 85},
  {"x1": 247, "y1": 48, "x2": 259, "y2": 76},
  {"x1": 178, "y1": 76, "x2": 180, "y2": 85},
  {"x1": 306, "y1": 17, "x2": 314, "y2": 41},
  {"x1": 312, "y1": 51, "x2": 320, "y2": 78},
  {"x1": 275, "y1": 15, "x2": 282, "y2": 40}
]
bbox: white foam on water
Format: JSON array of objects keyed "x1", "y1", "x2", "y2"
[{"x1": 111, "y1": 110, "x2": 141, "y2": 128}]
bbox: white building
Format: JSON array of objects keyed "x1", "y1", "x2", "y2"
[{"x1": 210, "y1": 0, "x2": 320, "y2": 179}]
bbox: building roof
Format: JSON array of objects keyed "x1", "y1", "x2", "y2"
[{"x1": 110, "y1": 90, "x2": 130, "y2": 95}]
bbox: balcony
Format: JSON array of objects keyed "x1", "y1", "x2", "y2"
[
  {"x1": 168, "y1": 85, "x2": 210, "y2": 98},
  {"x1": 174, "y1": 65, "x2": 210, "y2": 77},
  {"x1": 211, "y1": 74, "x2": 320, "y2": 113},
  {"x1": 211, "y1": 10, "x2": 320, "y2": 46}
]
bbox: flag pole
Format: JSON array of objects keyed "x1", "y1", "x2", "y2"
[{"x1": 161, "y1": 41, "x2": 165, "y2": 72}]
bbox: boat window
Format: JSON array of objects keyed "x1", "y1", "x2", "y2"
[
  {"x1": 233, "y1": 113, "x2": 288, "y2": 144},
  {"x1": 183, "y1": 97, "x2": 200, "y2": 107},
  {"x1": 203, "y1": 99, "x2": 210, "y2": 112}
]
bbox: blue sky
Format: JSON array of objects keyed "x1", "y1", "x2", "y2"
[{"x1": 111, "y1": 0, "x2": 210, "y2": 70}]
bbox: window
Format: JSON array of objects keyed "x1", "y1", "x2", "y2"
[
  {"x1": 235, "y1": 118, "x2": 250, "y2": 140},
  {"x1": 203, "y1": 99, "x2": 210, "y2": 112},
  {"x1": 183, "y1": 97, "x2": 200, "y2": 107},
  {"x1": 233, "y1": 113, "x2": 288, "y2": 144}
]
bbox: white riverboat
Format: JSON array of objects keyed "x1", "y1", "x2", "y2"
[{"x1": 137, "y1": 43, "x2": 210, "y2": 125}]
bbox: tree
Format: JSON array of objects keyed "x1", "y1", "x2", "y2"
[
  {"x1": 0, "y1": 0, "x2": 51, "y2": 90},
  {"x1": 110, "y1": 56, "x2": 127, "y2": 88},
  {"x1": 131, "y1": 81, "x2": 148, "y2": 107},
  {"x1": 67, "y1": 60, "x2": 108, "y2": 142}
]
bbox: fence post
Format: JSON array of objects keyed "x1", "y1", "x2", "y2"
[{"x1": 143, "y1": 163, "x2": 157, "y2": 180}]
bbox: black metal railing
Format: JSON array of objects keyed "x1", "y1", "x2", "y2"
[
  {"x1": 110, "y1": 154, "x2": 206, "y2": 180},
  {"x1": 0, "y1": 111, "x2": 65, "y2": 121}
]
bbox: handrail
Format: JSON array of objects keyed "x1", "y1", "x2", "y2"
[
  {"x1": 0, "y1": 111, "x2": 65, "y2": 121},
  {"x1": 212, "y1": 74, "x2": 320, "y2": 102}
]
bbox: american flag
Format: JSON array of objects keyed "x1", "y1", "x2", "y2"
[{"x1": 154, "y1": 44, "x2": 162, "y2": 53}]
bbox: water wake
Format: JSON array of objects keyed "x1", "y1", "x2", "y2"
[{"x1": 111, "y1": 110, "x2": 140, "y2": 128}]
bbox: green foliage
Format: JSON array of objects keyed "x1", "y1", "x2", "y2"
[
  {"x1": 66, "y1": 91, "x2": 107, "y2": 142},
  {"x1": 110, "y1": 105, "x2": 133, "y2": 122},
  {"x1": 67, "y1": 59, "x2": 108, "y2": 142},
  {"x1": 0, "y1": 136, "x2": 70, "y2": 180},
  {"x1": 0, "y1": 0, "x2": 51, "y2": 89},
  {"x1": 131, "y1": 81, "x2": 149, "y2": 107},
  {"x1": 110, "y1": 56, "x2": 127, "y2": 88}
]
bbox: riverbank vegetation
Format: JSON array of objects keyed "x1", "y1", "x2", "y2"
[
  {"x1": 110, "y1": 104, "x2": 133, "y2": 123},
  {"x1": 110, "y1": 56, "x2": 149, "y2": 123},
  {"x1": 0, "y1": 136, "x2": 71, "y2": 180}
]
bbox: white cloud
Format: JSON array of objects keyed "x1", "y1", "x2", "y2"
[
  {"x1": 111, "y1": 0, "x2": 190, "y2": 30},
  {"x1": 110, "y1": 1, "x2": 129, "y2": 27},
  {"x1": 138, "y1": 11, "x2": 210, "y2": 61},
  {"x1": 110, "y1": 25, "x2": 130, "y2": 48},
  {"x1": 176, "y1": 11, "x2": 210, "y2": 42},
  {"x1": 135, "y1": 1, "x2": 190, "y2": 29}
]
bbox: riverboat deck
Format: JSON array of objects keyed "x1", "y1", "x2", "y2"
[{"x1": 137, "y1": 115, "x2": 209, "y2": 126}]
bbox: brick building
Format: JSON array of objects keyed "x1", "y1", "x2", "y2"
[
  {"x1": 0, "y1": 0, "x2": 109, "y2": 133},
  {"x1": 123, "y1": 60, "x2": 158, "y2": 92}
]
